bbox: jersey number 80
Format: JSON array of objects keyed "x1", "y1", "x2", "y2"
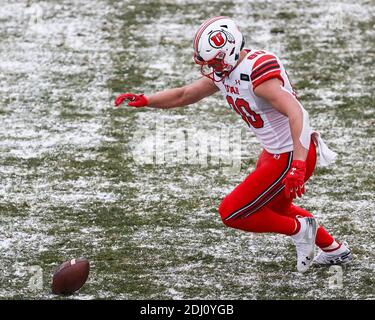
[{"x1": 226, "y1": 96, "x2": 264, "y2": 129}]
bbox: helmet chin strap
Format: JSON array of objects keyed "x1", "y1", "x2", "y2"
[
  {"x1": 198, "y1": 57, "x2": 233, "y2": 82},
  {"x1": 200, "y1": 66, "x2": 227, "y2": 82},
  {"x1": 203, "y1": 69, "x2": 230, "y2": 82}
]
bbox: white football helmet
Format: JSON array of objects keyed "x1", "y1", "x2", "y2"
[{"x1": 193, "y1": 16, "x2": 244, "y2": 81}]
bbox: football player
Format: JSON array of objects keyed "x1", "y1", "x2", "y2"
[{"x1": 114, "y1": 16, "x2": 352, "y2": 272}]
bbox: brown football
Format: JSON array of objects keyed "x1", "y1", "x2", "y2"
[{"x1": 52, "y1": 258, "x2": 90, "y2": 295}]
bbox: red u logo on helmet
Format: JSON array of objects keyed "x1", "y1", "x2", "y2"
[{"x1": 209, "y1": 31, "x2": 227, "y2": 48}]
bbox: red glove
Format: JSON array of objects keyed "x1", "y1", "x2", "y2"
[
  {"x1": 114, "y1": 93, "x2": 148, "y2": 107},
  {"x1": 282, "y1": 160, "x2": 306, "y2": 199}
]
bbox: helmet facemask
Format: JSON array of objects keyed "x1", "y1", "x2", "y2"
[{"x1": 194, "y1": 51, "x2": 232, "y2": 82}]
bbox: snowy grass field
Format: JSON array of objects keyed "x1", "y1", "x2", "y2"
[{"x1": 0, "y1": 0, "x2": 374, "y2": 299}]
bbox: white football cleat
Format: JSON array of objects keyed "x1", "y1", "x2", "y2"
[
  {"x1": 314, "y1": 242, "x2": 353, "y2": 265},
  {"x1": 291, "y1": 217, "x2": 318, "y2": 273}
]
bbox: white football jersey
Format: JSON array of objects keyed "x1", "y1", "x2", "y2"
[{"x1": 214, "y1": 49, "x2": 304, "y2": 154}]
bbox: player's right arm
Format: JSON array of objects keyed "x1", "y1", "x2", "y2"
[{"x1": 114, "y1": 77, "x2": 218, "y2": 109}]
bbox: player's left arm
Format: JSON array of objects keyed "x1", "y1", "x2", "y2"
[
  {"x1": 254, "y1": 78, "x2": 308, "y2": 198},
  {"x1": 254, "y1": 78, "x2": 308, "y2": 161}
]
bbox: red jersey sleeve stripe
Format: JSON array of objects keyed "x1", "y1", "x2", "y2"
[
  {"x1": 253, "y1": 54, "x2": 278, "y2": 69},
  {"x1": 252, "y1": 59, "x2": 279, "y2": 74},
  {"x1": 251, "y1": 61, "x2": 280, "y2": 80},
  {"x1": 252, "y1": 70, "x2": 284, "y2": 90}
]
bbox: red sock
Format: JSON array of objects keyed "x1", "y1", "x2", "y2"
[{"x1": 316, "y1": 227, "x2": 336, "y2": 249}]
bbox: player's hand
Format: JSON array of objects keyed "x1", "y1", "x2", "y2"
[
  {"x1": 282, "y1": 160, "x2": 306, "y2": 199},
  {"x1": 114, "y1": 93, "x2": 148, "y2": 107}
]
